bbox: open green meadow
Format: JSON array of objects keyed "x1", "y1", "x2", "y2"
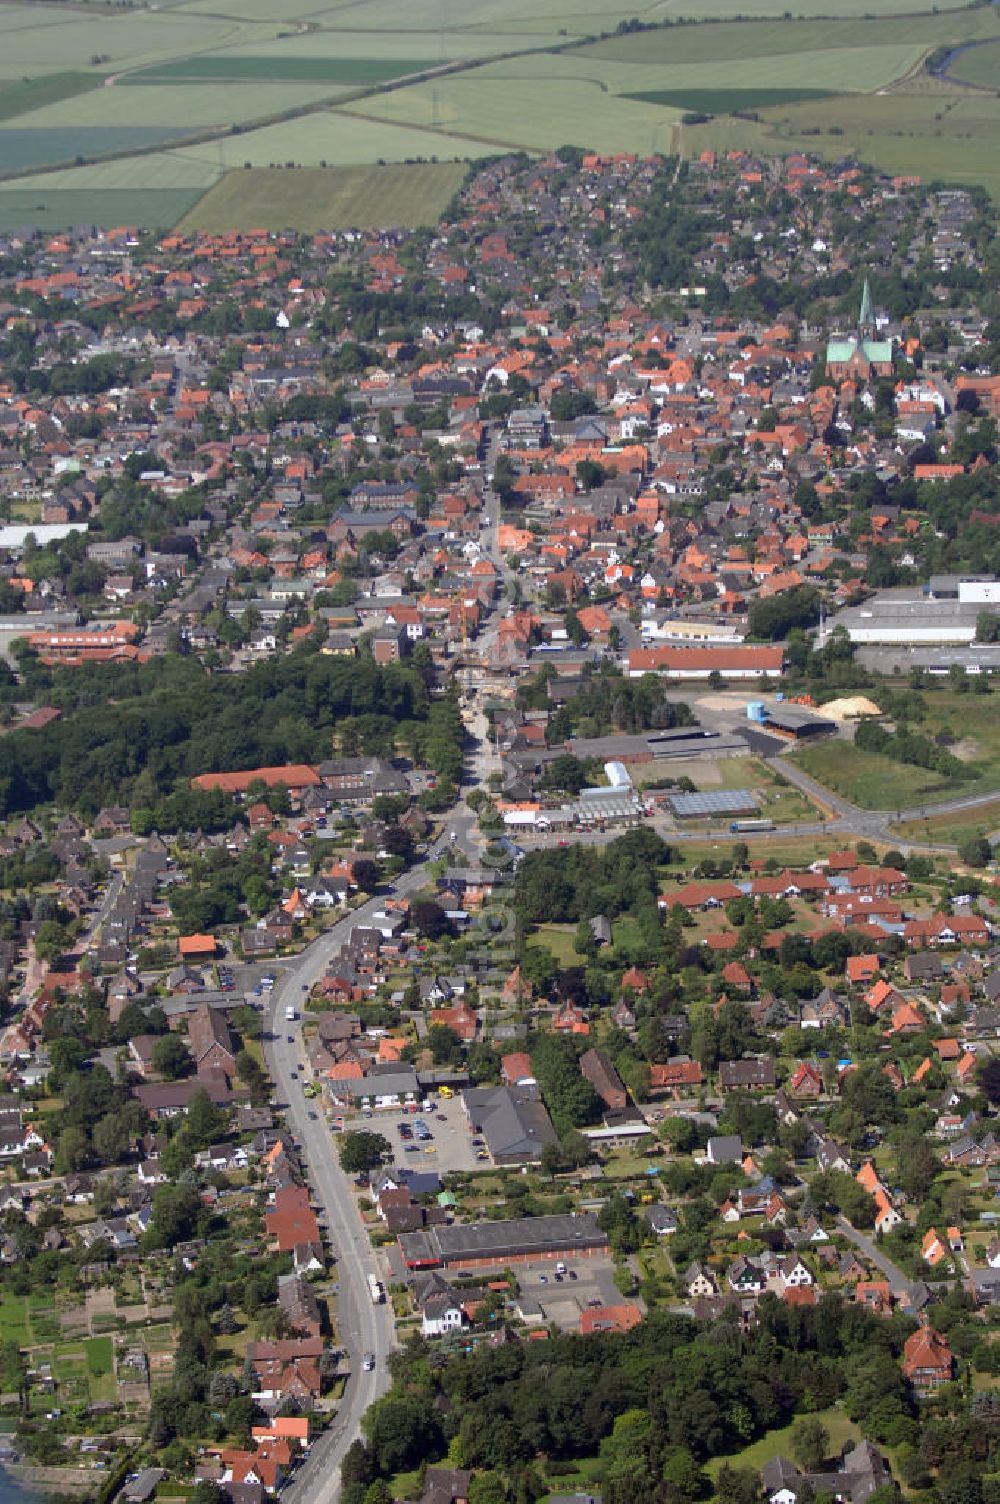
[
  {"x1": 889, "y1": 801, "x2": 1000, "y2": 849},
  {"x1": 947, "y1": 37, "x2": 1000, "y2": 88},
  {"x1": 180, "y1": 160, "x2": 467, "y2": 231},
  {"x1": 791, "y1": 742, "x2": 953, "y2": 811}
]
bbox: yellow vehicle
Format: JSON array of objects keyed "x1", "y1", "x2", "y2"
[{"x1": 438, "y1": 1086, "x2": 453, "y2": 1099}]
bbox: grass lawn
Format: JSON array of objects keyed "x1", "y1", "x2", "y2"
[
  {"x1": 84, "y1": 1336, "x2": 113, "y2": 1376},
  {"x1": 389, "y1": 1469, "x2": 425, "y2": 1498},
  {"x1": 670, "y1": 834, "x2": 875, "y2": 867},
  {"x1": 706, "y1": 1405, "x2": 861, "y2": 1478},
  {"x1": 889, "y1": 800, "x2": 1000, "y2": 848},
  {"x1": 791, "y1": 741, "x2": 952, "y2": 811},
  {"x1": 541, "y1": 1457, "x2": 606, "y2": 1497},
  {"x1": 528, "y1": 923, "x2": 580, "y2": 967},
  {"x1": 0, "y1": 1295, "x2": 28, "y2": 1343}
]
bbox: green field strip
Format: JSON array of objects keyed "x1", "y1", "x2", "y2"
[
  {"x1": 121, "y1": 54, "x2": 438, "y2": 83},
  {"x1": 627, "y1": 86, "x2": 836, "y2": 111},
  {"x1": 0, "y1": 71, "x2": 104, "y2": 123},
  {"x1": 177, "y1": 158, "x2": 467, "y2": 229}
]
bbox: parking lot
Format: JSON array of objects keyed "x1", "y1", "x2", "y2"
[
  {"x1": 514, "y1": 1255, "x2": 626, "y2": 1329},
  {"x1": 360, "y1": 1094, "x2": 483, "y2": 1175}
]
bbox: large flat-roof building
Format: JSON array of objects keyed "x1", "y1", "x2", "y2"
[
  {"x1": 461, "y1": 1084, "x2": 559, "y2": 1165},
  {"x1": 398, "y1": 1213, "x2": 609, "y2": 1271},
  {"x1": 832, "y1": 592, "x2": 994, "y2": 646}
]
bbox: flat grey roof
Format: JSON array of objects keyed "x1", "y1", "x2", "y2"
[
  {"x1": 837, "y1": 597, "x2": 982, "y2": 625},
  {"x1": 669, "y1": 789, "x2": 757, "y2": 818},
  {"x1": 433, "y1": 1212, "x2": 608, "y2": 1259},
  {"x1": 462, "y1": 1085, "x2": 558, "y2": 1159}
]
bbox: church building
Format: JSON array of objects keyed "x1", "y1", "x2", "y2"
[{"x1": 825, "y1": 279, "x2": 895, "y2": 382}]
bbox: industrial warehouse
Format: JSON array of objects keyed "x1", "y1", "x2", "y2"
[{"x1": 397, "y1": 1213, "x2": 610, "y2": 1271}]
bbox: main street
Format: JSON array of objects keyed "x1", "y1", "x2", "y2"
[{"x1": 261, "y1": 778, "x2": 483, "y2": 1504}]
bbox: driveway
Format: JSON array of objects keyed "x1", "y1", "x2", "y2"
[{"x1": 835, "y1": 1216, "x2": 919, "y2": 1299}]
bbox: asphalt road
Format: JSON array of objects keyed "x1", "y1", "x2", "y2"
[
  {"x1": 260, "y1": 794, "x2": 483, "y2": 1504},
  {"x1": 772, "y1": 753, "x2": 1000, "y2": 851},
  {"x1": 835, "y1": 1216, "x2": 919, "y2": 1300}
]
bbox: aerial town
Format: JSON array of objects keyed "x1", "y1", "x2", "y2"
[{"x1": 0, "y1": 148, "x2": 998, "y2": 1504}]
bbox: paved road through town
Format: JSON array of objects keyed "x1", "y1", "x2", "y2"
[
  {"x1": 835, "y1": 1216, "x2": 919, "y2": 1301},
  {"x1": 261, "y1": 790, "x2": 483, "y2": 1504}
]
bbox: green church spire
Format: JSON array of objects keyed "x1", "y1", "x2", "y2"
[{"x1": 859, "y1": 277, "x2": 875, "y2": 332}]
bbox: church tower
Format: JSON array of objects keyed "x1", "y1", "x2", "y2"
[{"x1": 858, "y1": 277, "x2": 876, "y2": 338}]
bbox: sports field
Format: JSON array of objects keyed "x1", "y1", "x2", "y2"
[{"x1": 180, "y1": 160, "x2": 467, "y2": 230}]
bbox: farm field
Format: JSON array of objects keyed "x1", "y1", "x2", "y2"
[
  {"x1": 946, "y1": 37, "x2": 1000, "y2": 87},
  {"x1": 0, "y1": 144, "x2": 218, "y2": 231},
  {"x1": 180, "y1": 160, "x2": 467, "y2": 231},
  {"x1": 583, "y1": 7, "x2": 1000, "y2": 65},
  {"x1": 9, "y1": 80, "x2": 349, "y2": 130},
  {"x1": 682, "y1": 81, "x2": 1000, "y2": 199},
  {"x1": 349, "y1": 67, "x2": 681, "y2": 155},
  {"x1": 168, "y1": 109, "x2": 496, "y2": 169},
  {"x1": 0, "y1": 0, "x2": 994, "y2": 222},
  {"x1": 521, "y1": 41, "x2": 926, "y2": 94},
  {"x1": 125, "y1": 56, "x2": 438, "y2": 84},
  {"x1": 631, "y1": 87, "x2": 833, "y2": 110},
  {"x1": 0, "y1": 195, "x2": 205, "y2": 239},
  {"x1": 0, "y1": 72, "x2": 103, "y2": 124},
  {"x1": 0, "y1": 5, "x2": 251, "y2": 79},
  {"x1": 0, "y1": 124, "x2": 185, "y2": 173},
  {"x1": 220, "y1": 30, "x2": 552, "y2": 61}
]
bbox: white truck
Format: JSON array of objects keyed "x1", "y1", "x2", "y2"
[
  {"x1": 285, "y1": 1006, "x2": 297, "y2": 1022},
  {"x1": 367, "y1": 1274, "x2": 384, "y2": 1305}
]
